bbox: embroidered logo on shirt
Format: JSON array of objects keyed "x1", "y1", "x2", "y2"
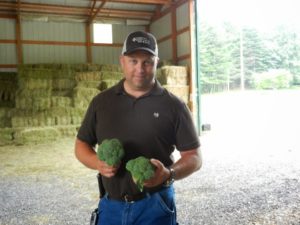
[{"x1": 153, "y1": 112, "x2": 159, "y2": 118}]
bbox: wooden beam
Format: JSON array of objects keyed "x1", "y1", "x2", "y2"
[
  {"x1": 0, "y1": 64, "x2": 17, "y2": 68},
  {"x1": 22, "y1": 40, "x2": 85, "y2": 46},
  {"x1": 89, "y1": 0, "x2": 106, "y2": 23},
  {"x1": 0, "y1": 1, "x2": 152, "y2": 20},
  {"x1": 16, "y1": 0, "x2": 23, "y2": 64},
  {"x1": 0, "y1": 14, "x2": 16, "y2": 19},
  {"x1": 98, "y1": 0, "x2": 171, "y2": 5},
  {"x1": 86, "y1": 23, "x2": 92, "y2": 63},
  {"x1": 188, "y1": 0, "x2": 193, "y2": 112},
  {"x1": 151, "y1": 0, "x2": 188, "y2": 22},
  {"x1": 171, "y1": 5, "x2": 177, "y2": 64}
]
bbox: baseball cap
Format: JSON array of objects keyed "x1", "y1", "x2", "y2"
[{"x1": 122, "y1": 31, "x2": 158, "y2": 56}]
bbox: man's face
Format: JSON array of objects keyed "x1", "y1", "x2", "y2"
[{"x1": 120, "y1": 51, "x2": 158, "y2": 92}]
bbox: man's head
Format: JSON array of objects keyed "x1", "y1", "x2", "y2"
[
  {"x1": 122, "y1": 31, "x2": 158, "y2": 57},
  {"x1": 120, "y1": 31, "x2": 159, "y2": 96}
]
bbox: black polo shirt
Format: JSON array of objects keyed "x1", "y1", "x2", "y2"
[{"x1": 77, "y1": 79, "x2": 200, "y2": 197}]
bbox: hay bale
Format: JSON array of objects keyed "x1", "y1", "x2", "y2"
[
  {"x1": 76, "y1": 81, "x2": 101, "y2": 89},
  {"x1": 0, "y1": 72, "x2": 18, "y2": 107},
  {"x1": 157, "y1": 66, "x2": 188, "y2": 85},
  {"x1": 13, "y1": 127, "x2": 60, "y2": 145},
  {"x1": 73, "y1": 87, "x2": 100, "y2": 109},
  {"x1": 15, "y1": 96, "x2": 51, "y2": 111},
  {"x1": 0, "y1": 128, "x2": 14, "y2": 146},
  {"x1": 18, "y1": 68, "x2": 53, "y2": 79},
  {"x1": 163, "y1": 85, "x2": 190, "y2": 104},
  {"x1": 18, "y1": 78, "x2": 53, "y2": 90},
  {"x1": 51, "y1": 96, "x2": 72, "y2": 108},
  {"x1": 100, "y1": 64, "x2": 122, "y2": 72},
  {"x1": 98, "y1": 79, "x2": 120, "y2": 91},
  {"x1": 75, "y1": 72, "x2": 101, "y2": 82},
  {"x1": 101, "y1": 71, "x2": 123, "y2": 80},
  {"x1": 52, "y1": 78, "x2": 76, "y2": 90},
  {"x1": 56, "y1": 125, "x2": 78, "y2": 137},
  {"x1": 16, "y1": 89, "x2": 52, "y2": 98}
]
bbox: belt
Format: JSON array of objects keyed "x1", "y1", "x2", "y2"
[
  {"x1": 107, "y1": 186, "x2": 165, "y2": 203},
  {"x1": 108, "y1": 192, "x2": 150, "y2": 203}
]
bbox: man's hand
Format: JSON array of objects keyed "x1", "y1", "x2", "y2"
[
  {"x1": 143, "y1": 158, "x2": 170, "y2": 188},
  {"x1": 96, "y1": 159, "x2": 120, "y2": 178}
]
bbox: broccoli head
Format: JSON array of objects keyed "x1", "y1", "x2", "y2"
[
  {"x1": 126, "y1": 156, "x2": 155, "y2": 192},
  {"x1": 97, "y1": 138, "x2": 125, "y2": 166}
]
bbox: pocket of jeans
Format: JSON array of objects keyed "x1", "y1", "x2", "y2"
[{"x1": 154, "y1": 190, "x2": 175, "y2": 215}]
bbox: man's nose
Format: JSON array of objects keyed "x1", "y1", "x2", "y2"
[{"x1": 136, "y1": 62, "x2": 145, "y2": 73}]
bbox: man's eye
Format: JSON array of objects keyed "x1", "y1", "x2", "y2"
[
  {"x1": 144, "y1": 60, "x2": 153, "y2": 66},
  {"x1": 130, "y1": 59, "x2": 137, "y2": 64}
]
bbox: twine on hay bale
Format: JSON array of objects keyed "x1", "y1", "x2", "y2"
[
  {"x1": 163, "y1": 85, "x2": 190, "y2": 104},
  {"x1": 74, "y1": 72, "x2": 101, "y2": 82},
  {"x1": 13, "y1": 127, "x2": 61, "y2": 145},
  {"x1": 157, "y1": 66, "x2": 188, "y2": 86}
]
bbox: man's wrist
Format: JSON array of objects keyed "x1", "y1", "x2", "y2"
[{"x1": 163, "y1": 167, "x2": 175, "y2": 187}]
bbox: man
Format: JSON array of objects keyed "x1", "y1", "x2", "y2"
[{"x1": 75, "y1": 30, "x2": 202, "y2": 225}]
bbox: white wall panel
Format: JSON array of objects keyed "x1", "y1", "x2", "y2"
[
  {"x1": 178, "y1": 58, "x2": 190, "y2": 66},
  {"x1": 22, "y1": 21, "x2": 85, "y2": 42},
  {"x1": 177, "y1": 32, "x2": 190, "y2": 57},
  {"x1": 112, "y1": 25, "x2": 145, "y2": 43},
  {"x1": 23, "y1": 45, "x2": 86, "y2": 64},
  {"x1": 0, "y1": 19, "x2": 15, "y2": 39},
  {"x1": 92, "y1": 46, "x2": 122, "y2": 64},
  {"x1": 0, "y1": 44, "x2": 17, "y2": 64},
  {"x1": 158, "y1": 40, "x2": 172, "y2": 61},
  {"x1": 176, "y1": 2, "x2": 189, "y2": 31},
  {"x1": 150, "y1": 14, "x2": 171, "y2": 40}
]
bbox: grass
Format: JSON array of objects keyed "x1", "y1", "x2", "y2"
[{"x1": 0, "y1": 137, "x2": 88, "y2": 179}]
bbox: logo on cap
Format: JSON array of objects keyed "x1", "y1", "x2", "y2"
[{"x1": 132, "y1": 37, "x2": 150, "y2": 45}]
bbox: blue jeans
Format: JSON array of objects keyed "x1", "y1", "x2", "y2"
[{"x1": 97, "y1": 186, "x2": 177, "y2": 225}]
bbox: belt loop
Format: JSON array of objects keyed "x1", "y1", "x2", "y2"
[{"x1": 145, "y1": 192, "x2": 151, "y2": 199}]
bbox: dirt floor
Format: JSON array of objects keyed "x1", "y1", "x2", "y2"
[{"x1": 1, "y1": 90, "x2": 300, "y2": 225}]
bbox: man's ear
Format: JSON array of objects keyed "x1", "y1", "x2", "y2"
[
  {"x1": 119, "y1": 55, "x2": 124, "y2": 69},
  {"x1": 155, "y1": 57, "x2": 160, "y2": 68}
]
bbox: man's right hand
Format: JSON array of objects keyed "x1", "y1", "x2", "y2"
[{"x1": 96, "y1": 159, "x2": 120, "y2": 178}]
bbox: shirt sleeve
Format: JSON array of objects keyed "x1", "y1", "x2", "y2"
[
  {"x1": 76, "y1": 98, "x2": 98, "y2": 147},
  {"x1": 175, "y1": 102, "x2": 200, "y2": 151}
]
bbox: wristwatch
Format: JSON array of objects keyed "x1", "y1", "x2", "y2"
[{"x1": 163, "y1": 167, "x2": 175, "y2": 187}]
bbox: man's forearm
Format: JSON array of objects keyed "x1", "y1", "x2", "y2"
[
  {"x1": 75, "y1": 138, "x2": 98, "y2": 170},
  {"x1": 171, "y1": 148, "x2": 202, "y2": 180}
]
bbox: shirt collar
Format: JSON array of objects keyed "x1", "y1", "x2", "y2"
[{"x1": 113, "y1": 78, "x2": 164, "y2": 96}]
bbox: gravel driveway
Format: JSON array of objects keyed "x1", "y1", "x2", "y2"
[
  {"x1": 0, "y1": 134, "x2": 299, "y2": 225},
  {"x1": 1, "y1": 90, "x2": 300, "y2": 225}
]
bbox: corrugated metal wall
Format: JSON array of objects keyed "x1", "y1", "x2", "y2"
[
  {"x1": 0, "y1": 18, "x2": 17, "y2": 65},
  {"x1": 0, "y1": 1, "x2": 191, "y2": 66},
  {"x1": 150, "y1": 1, "x2": 191, "y2": 65}
]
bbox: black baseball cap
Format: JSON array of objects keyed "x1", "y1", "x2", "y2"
[{"x1": 122, "y1": 31, "x2": 158, "y2": 56}]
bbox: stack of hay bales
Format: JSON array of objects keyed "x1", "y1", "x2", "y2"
[
  {"x1": 157, "y1": 66, "x2": 190, "y2": 104},
  {"x1": 0, "y1": 72, "x2": 17, "y2": 128},
  {"x1": 0, "y1": 72, "x2": 17, "y2": 146},
  {"x1": 0, "y1": 63, "x2": 126, "y2": 145},
  {"x1": 73, "y1": 70, "x2": 101, "y2": 109},
  {"x1": 73, "y1": 64, "x2": 122, "y2": 109},
  {"x1": 0, "y1": 72, "x2": 17, "y2": 108}
]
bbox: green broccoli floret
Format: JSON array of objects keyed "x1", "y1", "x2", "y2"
[
  {"x1": 126, "y1": 156, "x2": 155, "y2": 192},
  {"x1": 97, "y1": 138, "x2": 125, "y2": 166}
]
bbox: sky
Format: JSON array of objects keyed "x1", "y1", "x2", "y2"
[{"x1": 197, "y1": 0, "x2": 300, "y2": 31}]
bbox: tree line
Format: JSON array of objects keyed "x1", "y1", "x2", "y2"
[{"x1": 198, "y1": 22, "x2": 300, "y2": 93}]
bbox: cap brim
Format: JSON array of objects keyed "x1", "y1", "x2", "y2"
[{"x1": 123, "y1": 47, "x2": 157, "y2": 56}]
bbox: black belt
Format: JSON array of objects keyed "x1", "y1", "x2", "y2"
[
  {"x1": 107, "y1": 187, "x2": 165, "y2": 203},
  {"x1": 108, "y1": 192, "x2": 150, "y2": 203}
]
